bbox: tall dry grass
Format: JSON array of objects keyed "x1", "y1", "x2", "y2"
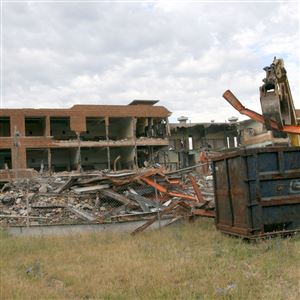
[{"x1": 0, "y1": 219, "x2": 299, "y2": 299}]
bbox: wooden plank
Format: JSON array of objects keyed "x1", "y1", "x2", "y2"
[
  {"x1": 0, "y1": 215, "x2": 49, "y2": 220},
  {"x1": 127, "y1": 191, "x2": 159, "y2": 208},
  {"x1": 67, "y1": 205, "x2": 96, "y2": 221},
  {"x1": 111, "y1": 212, "x2": 158, "y2": 222},
  {"x1": 102, "y1": 204, "x2": 128, "y2": 218},
  {"x1": 127, "y1": 193, "x2": 159, "y2": 212},
  {"x1": 72, "y1": 184, "x2": 110, "y2": 194},
  {"x1": 77, "y1": 176, "x2": 106, "y2": 185},
  {"x1": 131, "y1": 201, "x2": 180, "y2": 235},
  {"x1": 54, "y1": 177, "x2": 76, "y2": 194},
  {"x1": 100, "y1": 189, "x2": 137, "y2": 207},
  {"x1": 134, "y1": 197, "x2": 150, "y2": 212},
  {"x1": 31, "y1": 203, "x2": 66, "y2": 209}
]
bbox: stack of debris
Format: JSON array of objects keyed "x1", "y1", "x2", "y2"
[{"x1": 0, "y1": 167, "x2": 215, "y2": 233}]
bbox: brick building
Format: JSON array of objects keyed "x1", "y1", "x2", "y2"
[{"x1": 0, "y1": 100, "x2": 170, "y2": 179}]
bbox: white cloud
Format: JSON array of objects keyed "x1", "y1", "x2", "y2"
[{"x1": 2, "y1": 1, "x2": 299, "y2": 123}]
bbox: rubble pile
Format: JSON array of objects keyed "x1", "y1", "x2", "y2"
[{"x1": 0, "y1": 167, "x2": 215, "y2": 233}]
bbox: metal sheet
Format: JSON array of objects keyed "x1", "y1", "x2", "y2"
[{"x1": 213, "y1": 146, "x2": 300, "y2": 237}]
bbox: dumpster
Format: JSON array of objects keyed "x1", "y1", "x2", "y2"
[{"x1": 212, "y1": 147, "x2": 300, "y2": 238}]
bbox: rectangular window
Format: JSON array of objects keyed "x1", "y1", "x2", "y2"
[
  {"x1": 0, "y1": 117, "x2": 11, "y2": 137},
  {"x1": 25, "y1": 117, "x2": 46, "y2": 136},
  {"x1": 188, "y1": 136, "x2": 194, "y2": 150}
]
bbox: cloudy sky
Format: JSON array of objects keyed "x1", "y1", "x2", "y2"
[{"x1": 1, "y1": 0, "x2": 299, "y2": 122}]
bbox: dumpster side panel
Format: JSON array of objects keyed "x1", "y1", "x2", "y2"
[
  {"x1": 227, "y1": 156, "x2": 250, "y2": 229},
  {"x1": 213, "y1": 147, "x2": 300, "y2": 237},
  {"x1": 214, "y1": 159, "x2": 233, "y2": 227}
]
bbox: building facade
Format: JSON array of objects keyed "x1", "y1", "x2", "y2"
[
  {"x1": 168, "y1": 119, "x2": 238, "y2": 169},
  {"x1": 0, "y1": 101, "x2": 170, "y2": 179}
]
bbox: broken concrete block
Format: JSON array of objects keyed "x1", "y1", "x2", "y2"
[
  {"x1": 1, "y1": 194, "x2": 15, "y2": 206},
  {"x1": 39, "y1": 184, "x2": 48, "y2": 193}
]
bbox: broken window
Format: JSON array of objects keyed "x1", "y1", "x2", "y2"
[
  {"x1": 81, "y1": 147, "x2": 108, "y2": 171},
  {"x1": 110, "y1": 147, "x2": 135, "y2": 170},
  {"x1": 0, "y1": 117, "x2": 11, "y2": 137},
  {"x1": 81, "y1": 117, "x2": 106, "y2": 141},
  {"x1": 51, "y1": 148, "x2": 77, "y2": 172},
  {"x1": 26, "y1": 148, "x2": 48, "y2": 171},
  {"x1": 136, "y1": 117, "x2": 148, "y2": 138},
  {"x1": 139, "y1": 118, "x2": 166, "y2": 138},
  {"x1": 137, "y1": 146, "x2": 151, "y2": 168},
  {"x1": 0, "y1": 149, "x2": 12, "y2": 169},
  {"x1": 50, "y1": 117, "x2": 77, "y2": 140},
  {"x1": 153, "y1": 118, "x2": 167, "y2": 138},
  {"x1": 25, "y1": 117, "x2": 46, "y2": 136},
  {"x1": 168, "y1": 139, "x2": 176, "y2": 151},
  {"x1": 109, "y1": 118, "x2": 133, "y2": 141},
  {"x1": 137, "y1": 146, "x2": 169, "y2": 168}
]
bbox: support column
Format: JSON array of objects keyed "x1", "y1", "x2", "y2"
[
  {"x1": 149, "y1": 117, "x2": 154, "y2": 137},
  {"x1": 10, "y1": 115, "x2": 25, "y2": 137},
  {"x1": 45, "y1": 116, "x2": 51, "y2": 137},
  {"x1": 105, "y1": 117, "x2": 110, "y2": 171},
  {"x1": 76, "y1": 132, "x2": 81, "y2": 171},
  {"x1": 47, "y1": 148, "x2": 52, "y2": 174},
  {"x1": 11, "y1": 146, "x2": 26, "y2": 178},
  {"x1": 165, "y1": 117, "x2": 171, "y2": 137},
  {"x1": 133, "y1": 117, "x2": 138, "y2": 170},
  {"x1": 11, "y1": 127, "x2": 26, "y2": 171}
]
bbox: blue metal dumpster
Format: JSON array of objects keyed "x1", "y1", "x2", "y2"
[{"x1": 212, "y1": 147, "x2": 300, "y2": 237}]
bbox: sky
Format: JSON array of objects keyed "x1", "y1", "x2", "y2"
[{"x1": 1, "y1": 0, "x2": 299, "y2": 123}]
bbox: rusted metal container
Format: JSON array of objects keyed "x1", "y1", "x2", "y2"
[{"x1": 212, "y1": 147, "x2": 300, "y2": 238}]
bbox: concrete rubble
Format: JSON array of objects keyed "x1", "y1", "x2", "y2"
[{"x1": 0, "y1": 166, "x2": 215, "y2": 233}]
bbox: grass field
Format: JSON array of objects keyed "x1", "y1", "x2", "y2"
[{"x1": 0, "y1": 219, "x2": 299, "y2": 299}]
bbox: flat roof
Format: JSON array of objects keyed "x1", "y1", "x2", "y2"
[
  {"x1": 0, "y1": 104, "x2": 171, "y2": 118},
  {"x1": 128, "y1": 100, "x2": 159, "y2": 106}
]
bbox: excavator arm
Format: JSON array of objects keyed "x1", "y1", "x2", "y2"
[
  {"x1": 223, "y1": 90, "x2": 300, "y2": 135},
  {"x1": 260, "y1": 58, "x2": 297, "y2": 129},
  {"x1": 223, "y1": 58, "x2": 300, "y2": 146}
]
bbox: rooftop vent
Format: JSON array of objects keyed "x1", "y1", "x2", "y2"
[
  {"x1": 177, "y1": 116, "x2": 188, "y2": 123},
  {"x1": 228, "y1": 116, "x2": 239, "y2": 123}
]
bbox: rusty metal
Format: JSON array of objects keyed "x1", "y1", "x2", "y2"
[
  {"x1": 212, "y1": 146, "x2": 300, "y2": 238},
  {"x1": 223, "y1": 90, "x2": 300, "y2": 134},
  {"x1": 188, "y1": 175, "x2": 205, "y2": 203},
  {"x1": 168, "y1": 179, "x2": 181, "y2": 185},
  {"x1": 260, "y1": 91, "x2": 284, "y2": 130},
  {"x1": 192, "y1": 209, "x2": 215, "y2": 218},
  {"x1": 140, "y1": 176, "x2": 167, "y2": 193},
  {"x1": 131, "y1": 201, "x2": 192, "y2": 235},
  {"x1": 140, "y1": 176, "x2": 198, "y2": 201},
  {"x1": 167, "y1": 192, "x2": 197, "y2": 201}
]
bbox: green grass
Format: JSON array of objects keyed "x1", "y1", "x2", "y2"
[{"x1": 0, "y1": 219, "x2": 299, "y2": 299}]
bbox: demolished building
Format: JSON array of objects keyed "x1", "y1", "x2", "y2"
[
  {"x1": 168, "y1": 117, "x2": 238, "y2": 169},
  {"x1": 168, "y1": 110, "x2": 300, "y2": 169},
  {"x1": 0, "y1": 100, "x2": 171, "y2": 181}
]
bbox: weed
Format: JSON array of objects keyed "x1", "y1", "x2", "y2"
[{"x1": 0, "y1": 219, "x2": 299, "y2": 299}]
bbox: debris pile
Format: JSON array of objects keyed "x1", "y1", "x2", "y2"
[{"x1": 0, "y1": 167, "x2": 215, "y2": 233}]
